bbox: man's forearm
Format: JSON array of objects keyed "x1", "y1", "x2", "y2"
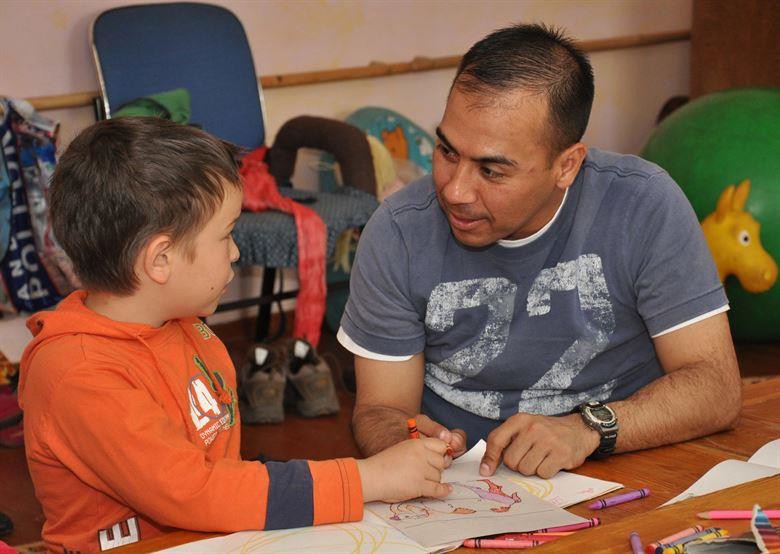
[
  {"x1": 609, "y1": 361, "x2": 741, "y2": 453},
  {"x1": 352, "y1": 404, "x2": 411, "y2": 457}
]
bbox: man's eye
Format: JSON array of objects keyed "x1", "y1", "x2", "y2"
[
  {"x1": 437, "y1": 143, "x2": 457, "y2": 160},
  {"x1": 481, "y1": 167, "x2": 502, "y2": 179}
]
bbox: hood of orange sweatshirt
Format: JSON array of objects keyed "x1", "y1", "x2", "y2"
[{"x1": 18, "y1": 290, "x2": 182, "y2": 409}]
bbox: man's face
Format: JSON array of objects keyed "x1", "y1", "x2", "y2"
[{"x1": 433, "y1": 86, "x2": 566, "y2": 248}]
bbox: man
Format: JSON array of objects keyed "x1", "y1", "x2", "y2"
[{"x1": 338, "y1": 24, "x2": 741, "y2": 479}]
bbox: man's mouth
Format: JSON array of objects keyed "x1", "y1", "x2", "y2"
[{"x1": 448, "y1": 211, "x2": 484, "y2": 231}]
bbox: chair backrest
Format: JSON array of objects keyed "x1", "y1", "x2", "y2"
[{"x1": 91, "y1": 2, "x2": 266, "y2": 149}]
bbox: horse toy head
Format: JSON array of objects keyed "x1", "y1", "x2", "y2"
[{"x1": 701, "y1": 179, "x2": 777, "y2": 293}]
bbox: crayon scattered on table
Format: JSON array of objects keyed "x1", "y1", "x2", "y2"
[
  {"x1": 659, "y1": 527, "x2": 728, "y2": 554},
  {"x1": 527, "y1": 517, "x2": 600, "y2": 533},
  {"x1": 698, "y1": 510, "x2": 780, "y2": 520},
  {"x1": 463, "y1": 538, "x2": 543, "y2": 549},
  {"x1": 630, "y1": 531, "x2": 643, "y2": 554},
  {"x1": 645, "y1": 524, "x2": 704, "y2": 553},
  {"x1": 588, "y1": 488, "x2": 651, "y2": 509},
  {"x1": 492, "y1": 532, "x2": 573, "y2": 539}
]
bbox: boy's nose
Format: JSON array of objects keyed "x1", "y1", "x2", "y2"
[{"x1": 229, "y1": 237, "x2": 240, "y2": 263}]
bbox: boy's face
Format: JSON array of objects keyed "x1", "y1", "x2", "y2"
[{"x1": 167, "y1": 183, "x2": 242, "y2": 318}]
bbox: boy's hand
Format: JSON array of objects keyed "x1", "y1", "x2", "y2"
[
  {"x1": 415, "y1": 414, "x2": 468, "y2": 461},
  {"x1": 357, "y1": 437, "x2": 452, "y2": 503}
]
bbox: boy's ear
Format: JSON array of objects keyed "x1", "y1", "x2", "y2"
[{"x1": 142, "y1": 235, "x2": 174, "y2": 285}]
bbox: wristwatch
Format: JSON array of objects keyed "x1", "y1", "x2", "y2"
[{"x1": 577, "y1": 401, "x2": 618, "y2": 459}]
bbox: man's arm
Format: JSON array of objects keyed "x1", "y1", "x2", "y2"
[
  {"x1": 481, "y1": 312, "x2": 742, "y2": 478},
  {"x1": 352, "y1": 353, "x2": 426, "y2": 456},
  {"x1": 611, "y1": 311, "x2": 741, "y2": 451}
]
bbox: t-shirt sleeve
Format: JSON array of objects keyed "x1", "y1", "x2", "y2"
[
  {"x1": 629, "y1": 171, "x2": 728, "y2": 337},
  {"x1": 340, "y1": 203, "x2": 427, "y2": 356}
]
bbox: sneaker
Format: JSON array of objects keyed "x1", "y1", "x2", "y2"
[
  {"x1": 237, "y1": 344, "x2": 287, "y2": 424},
  {"x1": 286, "y1": 338, "x2": 340, "y2": 418}
]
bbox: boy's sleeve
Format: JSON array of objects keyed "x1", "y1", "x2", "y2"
[{"x1": 44, "y1": 363, "x2": 362, "y2": 531}]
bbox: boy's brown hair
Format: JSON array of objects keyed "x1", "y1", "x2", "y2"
[{"x1": 50, "y1": 117, "x2": 242, "y2": 295}]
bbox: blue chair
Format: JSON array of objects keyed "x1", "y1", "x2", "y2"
[{"x1": 90, "y1": 2, "x2": 378, "y2": 339}]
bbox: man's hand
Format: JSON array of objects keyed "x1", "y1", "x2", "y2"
[
  {"x1": 415, "y1": 414, "x2": 468, "y2": 461},
  {"x1": 357, "y1": 437, "x2": 452, "y2": 503},
  {"x1": 480, "y1": 413, "x2": 599, "y2": 479}
]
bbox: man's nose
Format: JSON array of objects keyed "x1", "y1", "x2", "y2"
[{"x1": 443, "y1": 163, "x2": 477, "y2": 204}]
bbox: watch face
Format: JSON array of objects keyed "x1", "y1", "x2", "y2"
[{"x1": 585, "y1": 404, "x2": 616, "y2": 425}]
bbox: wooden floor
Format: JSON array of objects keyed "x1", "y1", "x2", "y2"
[{"x1": 1, "y1": 317, "x2": 777, "y2": 547}]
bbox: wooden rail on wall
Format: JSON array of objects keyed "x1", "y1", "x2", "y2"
[{"x1": 22, "y1": 29, "x2": 690, "y2": 112}]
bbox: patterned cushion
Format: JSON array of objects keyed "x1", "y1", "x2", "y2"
[{"x1": 233, "y1": 186, "x2": 378, "y2": 268}]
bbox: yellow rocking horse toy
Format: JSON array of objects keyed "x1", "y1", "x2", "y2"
[{"x1": 701, "y1": 179, "x2": 778, "y2": 293}]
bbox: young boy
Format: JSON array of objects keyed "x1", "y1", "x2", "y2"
[{"x1": 18, "y1": 117, "x2": 450, "y2": 553}]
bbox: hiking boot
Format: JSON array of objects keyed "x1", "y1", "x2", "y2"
[
  {"x1": 286, "y1": 338, "x2": 340, "y2": 418},
  {"x1": 237, "y1": 344, "x2": 287, "y2": 424}
]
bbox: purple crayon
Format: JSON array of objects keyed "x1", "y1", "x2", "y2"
[{"x1": 588, "y1": 487, "x2": 651, "y2": 510}]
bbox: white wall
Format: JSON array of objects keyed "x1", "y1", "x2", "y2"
[{"x1": 0, "y1": 0, "x2": 692, "y2": 327}]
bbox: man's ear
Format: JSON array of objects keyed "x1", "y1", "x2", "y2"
[
  {"x1": 553, "y1": 142, "x2": 587, "y2": 190},
  {"x1": 142, "y1": 234, "x2": 174, "y2": 285}
]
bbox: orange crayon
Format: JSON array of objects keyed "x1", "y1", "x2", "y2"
[{"x1": 407, "y1": 418, "x2": 420, "y2": 439}]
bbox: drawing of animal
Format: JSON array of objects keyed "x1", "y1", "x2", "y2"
[
  {"x1": 454, "y1": 479, "x2": 523, "y2": 513},
  {"x1": 389, "y1": 500, "x2": 475, "y2": 521},
  {"x1": 701, "y1": 179, "x2": 778, "y2": 293}
]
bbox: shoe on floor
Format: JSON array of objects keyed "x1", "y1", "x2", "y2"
[
  {"x1": 237, "y1": 344, "x2": 287, "y2": 424},
  {"x1": 286, "y1": 338, "x2": 340, "y2": 418}
]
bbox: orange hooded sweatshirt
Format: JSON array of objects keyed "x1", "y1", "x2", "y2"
[{"x1": 18, "y1": 291, "x2": 362, "y2": 553}]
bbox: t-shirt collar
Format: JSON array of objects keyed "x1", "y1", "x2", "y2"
[{"x1": 497, "y1": 188, "x2": 569, "y2": 248}]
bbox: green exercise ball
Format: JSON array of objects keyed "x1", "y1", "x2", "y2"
[{"x1": 641, "y1": 88, "x2": 780, "y2": 341}]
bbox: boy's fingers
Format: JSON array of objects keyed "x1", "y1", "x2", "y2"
[
  {"x1": 423, "y1": 463, "x2": 442, "y2": 483},
  {"x1": 416, "y1": 414, "x2": 452, "y2": 443},
  {"x1": 421, "y1": 436, "x2": 449, "y2": 454},
  {"x1": 426, "y1": 450, "x2": 446, "y2": 470},
  {"x1": 423, "y1": 481, "x2": 452, "y2": 499}
]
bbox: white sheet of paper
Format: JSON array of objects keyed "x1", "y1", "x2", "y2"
[
  {"x1": 154, "y1": 511, "x2": 458, "y2": 554},
  {"x1": 443, "y1": 440, "x2": 622, "y2": 507},
  {"x1": 662, "y1": 439, "x2": 780, "y2": 506},
  {"x1": 366, "y1": 474, "x2": 585, "y2": 547},
  {"x1": 748, "y1": 438, "x2": 780, "y2": 468}
]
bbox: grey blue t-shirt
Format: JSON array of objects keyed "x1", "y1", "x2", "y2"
[{"x1": 340, "y1": 149, "x2": 727, "y2": 446}]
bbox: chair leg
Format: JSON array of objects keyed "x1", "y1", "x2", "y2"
[{"x1": 255, "y1": 267, "x2": 277, "y2": 342}]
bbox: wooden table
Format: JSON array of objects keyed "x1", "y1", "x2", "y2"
[{"x1": 118, "y1": 378, "x2": 780, "y2": 553}]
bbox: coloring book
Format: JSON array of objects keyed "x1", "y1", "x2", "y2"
[{"x1": 157, "y1": 440, "x2": 622, "y2": 552}]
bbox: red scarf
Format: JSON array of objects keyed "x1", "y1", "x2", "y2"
[{"x1": 239, "y1": 147, "x2": 326, "y2": 347}]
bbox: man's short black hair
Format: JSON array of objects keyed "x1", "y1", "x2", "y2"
[
  {"x1": 50, "y1": 117, "x2": 242, "y2": 295},
  {"x1": 454, "y1": 23, "x2": 594, "y2": 155}
]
